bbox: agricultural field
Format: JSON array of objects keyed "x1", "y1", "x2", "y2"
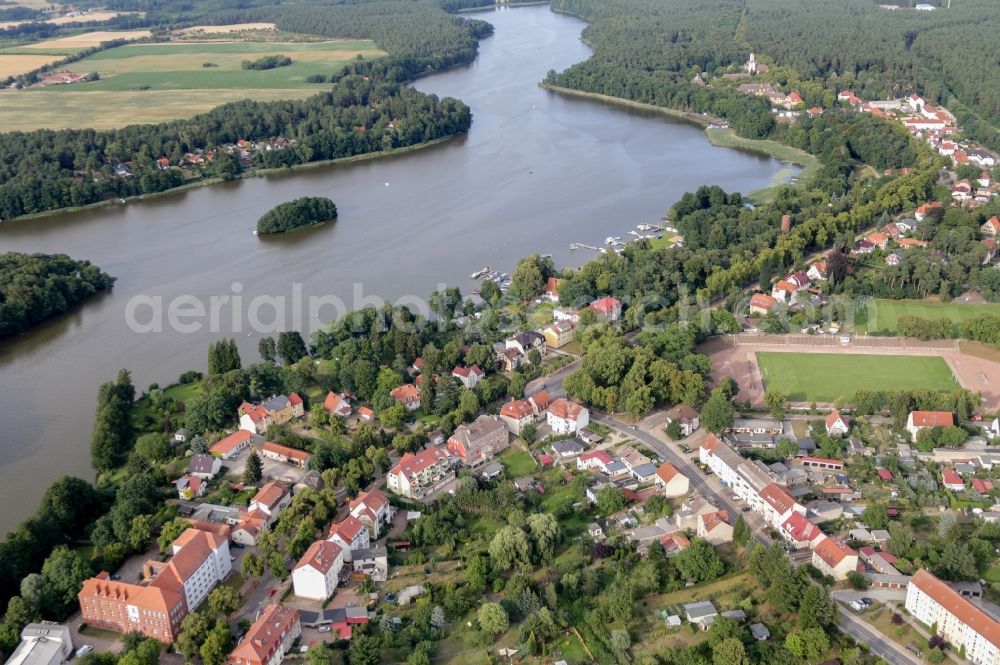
[
  {"x1": 857, "y1": 298, "x2": 1000, "y2": 335},
  {"x1": 0, "y1": 52, "x2": 61, "y2": 76},
  {"x1": 22, "y1": 29, "x2": 153, "y2": 49},
  {"x1": 757, "y1": 351, "x2": 959, "y2": 402},
  {"x1": 0, "y1": 38, "x2": 386, "y2": 129},
  {"x1": 176, "y1": 22, "x2": 277, "y2": 35}
]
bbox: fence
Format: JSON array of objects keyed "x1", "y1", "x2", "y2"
[{"x1": 729, "y1": 333, "x2": 959, "y2": 351}]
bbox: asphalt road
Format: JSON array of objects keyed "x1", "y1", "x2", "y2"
[
  {"x1": 590, "y1": 413, "x2": 772, "y2": 547},
  {"x1": 837, "y1": 608, "x2": 921, "y2": 665}
]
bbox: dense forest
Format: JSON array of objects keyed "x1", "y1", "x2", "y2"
[
  {"x1": 0, "y1": 0, "x2": 488, "y2": 220},
  {"x1": 257, "y1": 197, "x2": 337, "y2": 234},
  {"x1": 0, "y1": 253, "x2": 115, "y2": 340},
  {"x1": 545, "y1": 0, "x2": 776, "y2": 139},
  {"x1": 546, "y1": 0, "x2": 1000, "y2": 151}
]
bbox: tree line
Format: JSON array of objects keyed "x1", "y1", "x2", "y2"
[{"x1": 0, "y1": 0, "x2": 488, "y2": 220}]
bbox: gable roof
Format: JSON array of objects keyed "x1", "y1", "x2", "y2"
[
  {"x1": 749, "y1": 293, "x2": 776, "y2": 310},
  {"x1": 210, "y1": 430, "x2": 255, "y2": 456},
  {"x1": 825, "y1": 409, "x2": 847, "y2": 430},
  {"x1": 189, "y1": 454, "x2": 218, "y2": 475},
  {"x1": 758, "y1": 483, "x2": 796, "y2": 515},
  {"x1": 295, "y1": 539, "x2": 342, "y2": 573},
  {"x1": 228, "y1": 604, "x2": 300, "y2": 665},
  {"x1": 548, "y1": 398, "x2": 586, "y2": 421},
  {"x1": 699, "y1": 510, "x2": 730, "y2": 533},
  {"x1": 910, "y1": 411, "x2": 954, "y2": 428},
  {"x1": 251, "y1": 481, "x2": 288, "y2": 511},
  {"x1": 911, "y1": 569, "x2": 1000, "y2": 650},
  {"x1": 656, "y1": 461, "x2": 682, "y2": 484},
  {"x1": 813, "y1": 536, "x2": 856, "y2": 568},
  {"x1": 452, "y1": 365, "x2": 484, "y2": 379}
]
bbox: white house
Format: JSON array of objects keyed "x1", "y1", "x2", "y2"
[
  {"x1": 905, "y1": 569, "x2": 1000, "y2": 665},
  {"x1": 349, "y1": 488, "x2": 395, "y2": 539},
  {"x1": 451, "y1": 365, "x2": 485, "y2": 389},
  {"x1": 654, "y1": 462, "x2": 690, "y2": 498},
  {"x1": 697, "y1": 511, "x2": 733, "y2": 545},
  {"x1": 160, "y1": 528, "x2": 232, "y2": 613},
  {"x1": 665, "y1": 404, "x2": 700, "y2": 437},
  {"x1": 292, "y1": 540, "x2": 344, "y2": 600},
  {"x1": 327, "y1": 515, "x2": 370, "y2": 562},
  {"x1": 906, "y1": 411, "x2": 954, "y2": 442},
  {"x1": 547, "y1": 398, "x2": 589, "y2": 435},
  {"x1": 825, "y1": 409, "x2": 850, "y2": 437}
]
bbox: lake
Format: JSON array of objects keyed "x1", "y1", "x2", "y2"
[{"x1": 0, "y1": 5, "x2": 796, "y2": 534}]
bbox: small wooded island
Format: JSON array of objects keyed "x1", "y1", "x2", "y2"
[{"x1": 256, "y1": 196, "x2": 338, "y2": 235}]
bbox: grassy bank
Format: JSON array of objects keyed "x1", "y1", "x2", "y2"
[
  {"x1": 8, "y1": 134, "x2": 461, "y2": 224},
  {"x1": 705, "y1": 127, "x2": 820, "y2": 200},
  {"x1": 542, "y1": 84, "x2": 818, "y2": 201}
]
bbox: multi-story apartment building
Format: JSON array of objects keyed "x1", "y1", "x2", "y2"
[
  {"x1": 292, "y1": 540, "x2": 344, "y2": 601},
  {"x1": 386, "y1": 446, "x2": 453, "y2": 499},
  {"x1": 447, "y1": 415, "x2": 509, "y2": 467},
  {"x1": 906, "y1": 569, "x2": 1000, "y2": 665},
  {"x1": 349, "y1": 488, "x2": 394, "y2": 539}
]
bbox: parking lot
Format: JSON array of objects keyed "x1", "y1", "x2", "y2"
[{"x1": 221, "y1": 447, "x2": 310, "y2": 485}]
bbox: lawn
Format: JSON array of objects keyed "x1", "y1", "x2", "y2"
[
  {"x1": 500, "y1": 448, "x2": 537, "y2": 477},
  {"x1": 757, "y1": 352, "x2": 959, "y2": 402},
  {"x1": 857, "y1": 298, "x2": 1000, "y2": 335},
  {"x1": 0, "y1": 39, "x2": 385, "y2": 129}
]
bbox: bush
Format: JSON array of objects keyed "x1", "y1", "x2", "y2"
[{"x1": 241, "y1": 55, "x2": 292, "y2": 71}]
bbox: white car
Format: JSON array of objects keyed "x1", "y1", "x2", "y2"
[{"x1": 75, "y1": 646, "x2": 94, "y2": 659}]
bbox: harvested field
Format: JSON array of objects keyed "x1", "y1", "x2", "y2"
[
  {"x1": 178, "y1": 22, "x2": 277, "y2": 34},
  {"x1": 0, "y1": 88, "x2": 318, "y2": 129},
  {"x1": 24, "y1": 30, "x2": 152, "y2": 49},
  {"x1": 0, "y1": 53, "x2": 62, "y2": 77}
]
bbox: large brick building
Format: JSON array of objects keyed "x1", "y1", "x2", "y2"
[
  {"x1": 77, "y1": 529, "x2": 231, "y2": 642},
  {"x1": 447, "y1": 415, "x2": 509, "y2": 467}
]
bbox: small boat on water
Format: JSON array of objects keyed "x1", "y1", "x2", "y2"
[
  {"x1": 470, "y1": 266, "x2": 491, "y2": 279},
  {"x1": 252, "y1": 230, "x2": 259, "y2": 236}
]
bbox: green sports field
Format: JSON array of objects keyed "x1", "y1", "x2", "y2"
[
  {"x1": 757, "y1": 352, "x2": 959, "y2": 402},
  {"x1": 857, "y1": 299, "x2": 1000, "y2": 335}
]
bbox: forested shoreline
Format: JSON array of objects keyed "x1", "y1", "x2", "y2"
[
  {"x1": 0, "y1": 253, "x2": 115, "y2": 340},
  {"x1": 0, "y1": 0, "x2": 489, "y2": 221}
]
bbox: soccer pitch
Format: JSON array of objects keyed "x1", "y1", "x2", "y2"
[{"x1": 756, "y1": 352, "x2": 959, "y2": 402}]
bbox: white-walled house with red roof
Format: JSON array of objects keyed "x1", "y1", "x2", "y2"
[
  {"x1": 906, "y1": 410, "x2": 954, "y2": 441},
  {"x1": 546, "y1": 398, "x2": 589, "y2": 435},
  {"x1": 349, "y1": 488, "x2": 395, "y2": 539},
  {"x1": 292, "y1": 540, "x2": 344, "y2": 600},
  {"x1": 327, "y1": 515, "x2": 370, "y2": 562},
  {"x1": 386, "y1": 446, "x2": 453, "y2": 499}
]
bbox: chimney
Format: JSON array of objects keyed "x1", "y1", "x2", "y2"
[{"x1": 780, "y1": 214, "x2": 792, "y2": 233}]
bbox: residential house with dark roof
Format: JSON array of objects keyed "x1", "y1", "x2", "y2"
[{"x1": 447, "y1": 415, "x2": 509, "y2": 467}]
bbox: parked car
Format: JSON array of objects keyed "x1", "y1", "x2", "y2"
[
  {"x1": 741, "y1": 506, "x2": 752, "y2": 512},
  {"x1": 231, "y1": 542, "x2": 245, "y2": 549},
  {"x1": 267, "y1": 588, "x2": 277, "y2": 597},
  {"x1": 318, "y1": 626, "x2": 332, "y2": 633},
  {"x1": 849, "y1": 600, "x2": 865, "y2": 612},
  {"x1": 76, "y1": 646, "x2": 94, "y2": 659},
  {"x1": 679, "y1": 444, "x2": 691, "y2": 453}
]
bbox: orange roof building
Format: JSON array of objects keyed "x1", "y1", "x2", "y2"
[
  {"x1": 906, "y1": 410, "x2": 954, "y2": 441},
  {"x1": 78, "y1": 528, "x2": 231, "y2": 643},
  {"x1": 228, "y1": 604, "x2": 301, "y2": 665},
  {"x1": 811, "y1": 536, "x2": 859, "y2": 580},
  {"x1": 906, "y1": 569, "x2": 1000, "y2": 662},
  {"x1": 210, "y1": 430, "x2": 256, "y2": 459}
]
